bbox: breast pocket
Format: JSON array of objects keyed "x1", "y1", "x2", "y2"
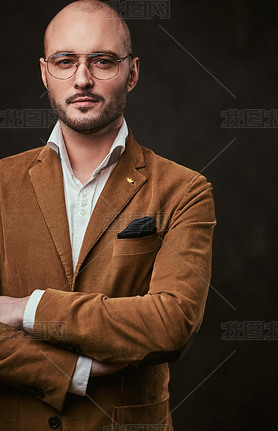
[
  {"x1": 110, "y1": 234, "x2": 163, "y2": 297},
  {"x1": 113, "y1": 233, "x2": 162, "y2": 256}
]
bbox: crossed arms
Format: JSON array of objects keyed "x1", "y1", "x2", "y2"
[{"x1": 0, "y1": 173, "x2": 216, "y2": 411}]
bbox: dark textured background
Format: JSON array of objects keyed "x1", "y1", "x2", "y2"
[{"x1": 0, "y1": 1, "x2": 277, "y2": 429}]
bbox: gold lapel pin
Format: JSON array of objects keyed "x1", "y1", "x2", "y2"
[{"x1": 126, "y1": 177, "x2": 134, "y2": 184}]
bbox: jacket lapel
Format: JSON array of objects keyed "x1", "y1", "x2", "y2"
[
  {"x1": 29, "y1": 146, "x2": 74, "y2": 285},
  {"x1": 73, "y1": 130, "x2": 147, "y2": 281},
  {"x1": 28, "y1": 130, "x2": 147, "y2": 288}
]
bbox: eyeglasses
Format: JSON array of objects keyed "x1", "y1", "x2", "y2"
[{"x1": 44, "y1": 52, "x2": 133, "y2": 80}]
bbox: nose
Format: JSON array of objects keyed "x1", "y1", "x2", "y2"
[{"x1": 73, "y1": 61, "x2": 94, "y2": 89}]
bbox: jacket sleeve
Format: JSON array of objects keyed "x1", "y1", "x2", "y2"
[
  {"x1": 0, "y1": 324, "x2": 78, "y2": 411},
  {"x1": 32, "y1": 174, "x2": 216, "y2": 364}
]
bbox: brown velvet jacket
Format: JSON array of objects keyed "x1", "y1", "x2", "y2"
[{"x1": 0, "y1": 129, "x2": 216, "y2": 430}]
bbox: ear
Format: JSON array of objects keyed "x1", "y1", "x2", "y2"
[
  {"x1": 40, "y1": 57, "x2": 48, "y2": 89},
  {"x1": 127, "y1": 57, "x2": 140, "y2": 93}
]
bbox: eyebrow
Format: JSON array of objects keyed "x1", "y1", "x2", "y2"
[{"x1": 50, "y1": 50, "x2": 120, "y2": 57}]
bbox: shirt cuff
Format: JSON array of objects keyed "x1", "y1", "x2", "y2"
[
  {"x1": 68, "y1": 356, "x2": 92, "y2": 396},
  {"x1": 23, "y1": 289, "x2": 45, "y2": 332}
]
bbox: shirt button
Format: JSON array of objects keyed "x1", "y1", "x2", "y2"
[
  {"x1": 79, "y1": 210, "x2": 86, "y2": 217},
  {"x1": 48, "y1": 416, "x2": 61, "y2": 429},
  {"x1": 80, "y1": 201, "x2": 87, "y2": 207},
  {"x1": 81, "y1": 191, "x2": 88, "y2": 198}
]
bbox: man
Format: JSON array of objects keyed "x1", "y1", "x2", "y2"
[{"x1": 0, "y1": 1, "x2": 216, "y2": 430}]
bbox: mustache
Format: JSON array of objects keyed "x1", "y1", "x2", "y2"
[{"x1": 66, "y1": 92, "x2": 105, "y2": 104}]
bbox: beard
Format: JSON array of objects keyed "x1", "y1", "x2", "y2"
[{"x1": 47, "y1": 80, "x2": 129, "y2": 135}]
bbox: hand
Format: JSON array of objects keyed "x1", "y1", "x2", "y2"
[
  {"x1": 90, "y1": 359, "x2": 128, "y2": 377},
  {"x1": 0, "y1": 296, "x2": 30, "y2": 328}
]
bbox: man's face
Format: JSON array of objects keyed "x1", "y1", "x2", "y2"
[{"x1": 40, "y1": 9, "x2": 138, "y2": 134}]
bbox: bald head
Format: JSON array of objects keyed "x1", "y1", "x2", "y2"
[{"x1": 44, "y1": 0, "x2": 132, "y2": 57}]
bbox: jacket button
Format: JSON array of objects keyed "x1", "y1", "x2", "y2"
[{"x1": 48, "y1": 416, "x2": 60, "y2": 429}]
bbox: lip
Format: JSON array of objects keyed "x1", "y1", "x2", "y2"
[{"x1": 71, "y1": 98, "x2": 99, "y2": 107}]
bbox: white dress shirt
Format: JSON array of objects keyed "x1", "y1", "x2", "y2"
[{"x1": 23, "y1": 119, "x2": 128, "y2": 395}]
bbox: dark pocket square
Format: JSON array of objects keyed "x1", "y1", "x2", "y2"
[{"x1": 117, "y1": 217, "x2": 157, "y2": 239}]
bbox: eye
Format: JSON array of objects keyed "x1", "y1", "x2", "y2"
[
  {"x1": 92, "y1": 56, "x2": 115, "y2": 69},
  {"x1": 97, "y1": 58, "x2": 111, "y2": 65},
  {"x1": 58, "y1": 59, "x2": 75, "y2": 67},
  {"x1": 59, "y1": 59, "x2": 72, "y2": 65},
  {"x1": 51, "y1": 57, "x2": 76, "y2": 68}
]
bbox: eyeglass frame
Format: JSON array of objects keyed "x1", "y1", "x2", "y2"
[{"x1": 43, "y1": 51, "x2": 134, "y2": 81}]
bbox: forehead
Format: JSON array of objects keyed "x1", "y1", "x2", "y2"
[{"x1": 46, "y1": 9, "x2": 126, "y2": 56}]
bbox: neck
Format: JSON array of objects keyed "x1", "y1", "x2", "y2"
[{"x1": 59, "y1": 116, "x2": 123, "y2": 184}]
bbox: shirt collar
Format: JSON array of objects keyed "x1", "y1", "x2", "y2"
[{"x1": 47, "y1": 119, "x2": 128, "y2": 177}]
